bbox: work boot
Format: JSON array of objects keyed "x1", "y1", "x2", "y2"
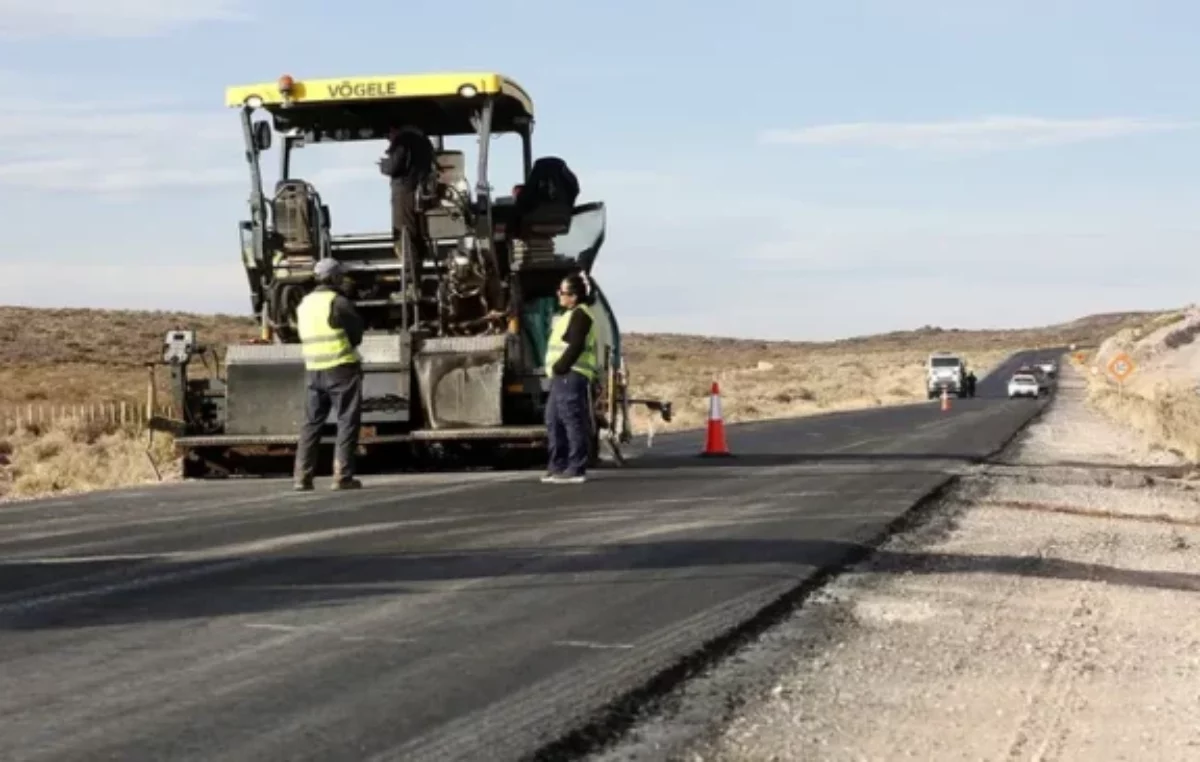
[
  {"x1": 293, "y1": 470, "x2": 314, "y2": 491},
  {"x1": 331, "y1": 460, "x2": 361, "y2": 490}
]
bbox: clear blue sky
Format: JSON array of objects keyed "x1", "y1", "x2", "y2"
[{"x1": 2, "y1": 0, "x2": 1199, "y2": 340}]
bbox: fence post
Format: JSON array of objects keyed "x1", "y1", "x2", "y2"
[
  {"x1": 0, "y1": 398, "x2": 188, "y2": 433},
  {"x1": 145, "y1": 366, "x2": 157, "y2": 426}
]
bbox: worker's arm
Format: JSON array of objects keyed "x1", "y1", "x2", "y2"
[
  {"x1": 551, "y1": 309, "x2": 593, "y2": 376},
  {"x1": 378, "y1": 143, "x2": 407, "y2": 178},
  {"x1": 328, "y1": 294, "x2": 365, "y2": 347}
]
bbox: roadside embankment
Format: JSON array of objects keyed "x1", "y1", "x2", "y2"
[{"x1": 1083, "y1": 305, "x2": 1200, "y2": 462}]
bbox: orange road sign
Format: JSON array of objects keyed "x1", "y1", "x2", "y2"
[{"x1": 1107, "y1": 352, "x2": 1135, "y2": 382}]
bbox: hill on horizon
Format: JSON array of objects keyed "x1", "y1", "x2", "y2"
[{"x1": 0, "y1": 303, "x2": 1171, "y2": 413}]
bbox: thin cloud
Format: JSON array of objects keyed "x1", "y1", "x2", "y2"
[
  {"x1": 0, "y1": 261, "x2": 250, "y2": 313},
  {"x1": 0, "y1": 159, "x2": 244, "y2": 193},
  {"x1": 0, "y1": 0, "x2": 251, "y2": 38},
  {"x1": 759, "y1": 116, "x2": 1196, "y2": 153},
  {"x1": 0, "y1": 99, "x2": 243, "y2": 194},
  {"x1": 0, "y1": 91, "x2": 376, "y2": 195},
  {"x1": 743, "y1": 225, "x2": 1200, "y2": 288}
]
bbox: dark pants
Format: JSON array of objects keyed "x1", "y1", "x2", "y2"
[
  {"x1": 546, "y1": 371, "x2": 592, "y2": 476},
  {"x1": 391, "y1": 182, "x2": 427, "y2": 293},
  {"x1": 294, "y1": 363, "x2": 363, "y2": 482}
]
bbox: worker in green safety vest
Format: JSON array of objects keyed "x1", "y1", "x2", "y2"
[
  {"x1": 541, "y1": 271, "x2": 598, "y2": 484},
  {"x1": 293, "y1": 258, "x2": 365, "y2": 491}
]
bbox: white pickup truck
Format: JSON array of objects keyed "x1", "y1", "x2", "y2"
[{"x1": 926, "y1": 352, "x2": 972, "y2": 399}]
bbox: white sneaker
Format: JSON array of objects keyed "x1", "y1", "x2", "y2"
[
  {"x1": 556, "y1": 475, "x2": 587, "y2": 484},
  {"x1": 540, "y1": 473, "x2": 564, "y2": 483}
]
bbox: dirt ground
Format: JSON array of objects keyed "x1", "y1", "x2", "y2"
[{"x1": 592, "y1": 361, "x2": 1200, "y2": 761}]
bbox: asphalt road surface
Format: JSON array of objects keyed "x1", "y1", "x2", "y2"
[{"x1": 0, "y1": 350, "x2": 1062, "y2": 762}]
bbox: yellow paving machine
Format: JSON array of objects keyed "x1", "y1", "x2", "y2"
[{"x1": 150, "y1": 71, "x2": 671, "y2": 477}]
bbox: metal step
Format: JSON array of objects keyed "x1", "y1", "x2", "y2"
[{"x1": 175, "y1": 425, "x2": 547, "y2": 447}]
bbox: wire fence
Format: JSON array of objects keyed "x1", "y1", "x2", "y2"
[{"x1": 0, "y1": 400, "x2": 178, "y2": 433}]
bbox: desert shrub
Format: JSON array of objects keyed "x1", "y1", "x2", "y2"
[{"x1": 1163, "y1": 321, "x2": 1200, "y2": 350}]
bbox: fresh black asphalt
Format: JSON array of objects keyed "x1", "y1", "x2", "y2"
[{"x1": 0, "y1": 349, "x2": 1061, "y2": 761}]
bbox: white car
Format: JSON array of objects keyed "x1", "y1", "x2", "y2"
[
  {"x1": 1008, "y1": 373, "x2": 1040, "y2": 398},
  {"x1": 1038, "y1": 360, "x2": 1058, "y2": 378}
]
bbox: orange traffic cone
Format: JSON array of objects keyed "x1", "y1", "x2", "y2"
[
  {"x1": 941, "y1": 387, "x2": 950, "y2": 412},
  {"x1": 701, "y1": 380, "x2": 732, "y2": 457}
]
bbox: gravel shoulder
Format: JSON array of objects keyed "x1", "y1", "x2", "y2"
[{"x1": 590, "y1": 362, "x2": 1200, "y2": 761}]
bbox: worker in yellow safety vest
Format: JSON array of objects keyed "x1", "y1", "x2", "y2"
[
  {"x1": 293, "y1": 258, "x2": 365, "y2": 491},
  {"x1": 541, "y1": 271, "x2": 598, "y2": 484}
]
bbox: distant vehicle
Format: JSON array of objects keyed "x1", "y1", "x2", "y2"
[
  {"x1": 926, "y1": 351, "x2": 972, "y2": 399},
  {"x1": 1038, "y1": 360, "x2": 1058, "y2": 378},
  {"x1": 1007, "y1": 373, "x2": 1040, "y2": 399},
  {"x1": 1027, "y1": 366, "x2": 1053, "y2": 394}
]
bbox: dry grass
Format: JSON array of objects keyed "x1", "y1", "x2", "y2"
[
  {"x1": 0, "y1": 304, "x2": 1166, "y2": 501},
  {"x1": 1081, "y1": 306, "x2": 1200, "y2": 462},
  {"x1": 625, "y1": 341, "x2": 1015, "y2": 433},
  {"x1": 623, "y1": 310, "x2": 1160, "y2": 434},
  {"x1": 0, "y1": 418, "x2": 178, "y2": 501}
]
